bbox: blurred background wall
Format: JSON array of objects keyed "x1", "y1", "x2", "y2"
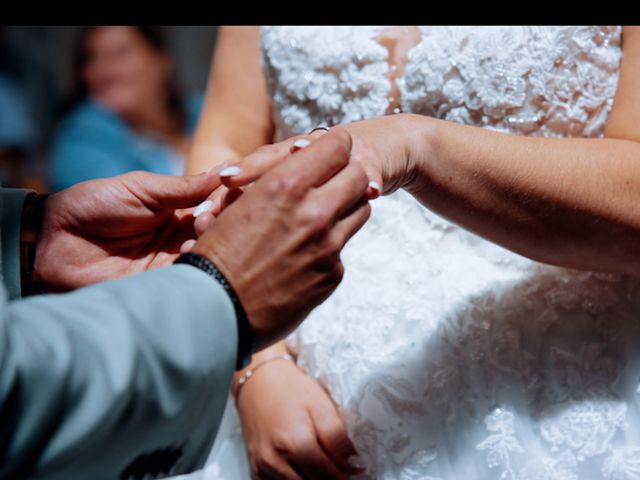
[{"x1": 0, "y1": 26, "x2": 219, "y2": 191}]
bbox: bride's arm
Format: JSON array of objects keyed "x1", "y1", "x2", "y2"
[
  {"x1": 231, "y1": 342, "x2": 364, "y2": 479},
  {"x1": 392, "y1": 27, "x2": 640, "y2": 275},
  {"x1": 187, "y1": 26, "x2": 274, "y2": 175}
]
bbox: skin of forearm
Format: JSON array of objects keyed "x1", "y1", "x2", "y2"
[
  {"x1": 401, "y1": 113, "x2": 640, "y2": 275},
  {"x1": 187, "y1": 143, "x2": 243, "y2": 175}
]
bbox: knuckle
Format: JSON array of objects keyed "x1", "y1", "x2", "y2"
[
  {"x1": 272, "y1": 431, "x2": 296, "y2": 455},
  {"x1": 346, "y1": 162, "x2": 369, "y2": 190},
  {"x1": 263, "y1": 176, "x2": 285, "y2": 198},
  {"x1": 301, "y1": 205, "x2": 333, "y2": 234},
  {"x1": 264, "y1": 175, "x2": 303, "y2": 200},
  {"x1": 274, "y1": 427, "x2": 316, "y2": 455},
  {"x1": 123, "y1": 170, "x2": 149, "y2": 186},
  {"x1": 326, "y1": 127, "x2": 352, "y2": 159}
]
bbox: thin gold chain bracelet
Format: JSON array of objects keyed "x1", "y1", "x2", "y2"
[{"x1": 233, "y1": 353, "x2": 294, "y2": 399}]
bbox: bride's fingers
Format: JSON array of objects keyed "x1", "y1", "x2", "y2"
[
  {"x1": 349, "y1": 149, "x2": 383, "y2": 200},
  {"x1": 256, "y1": 455, "x2": 302, "y2": 480},
  {"x1": 220, "y1": 130, "x2": 330, "y2": 189},
  {"x1": 363, "y1": 165, "x2": 383, "y2": 199},
  {"x1": 310, "y1": 406, "x2": 365, "y2": 475},
  {"x1": 289, "y1": 442, "x2": 349, "y2": 480}
]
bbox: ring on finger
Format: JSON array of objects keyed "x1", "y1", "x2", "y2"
[{"x1": 308, "y1": 125, "x2": 330, "y2": 135}]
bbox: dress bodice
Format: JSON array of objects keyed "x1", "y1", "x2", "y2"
[
  {"x1": 198, "y1": 27, "x2": 634, "y2": 480},
  {"x1": 261, "y1": 26, "x2": 621, "y2": 139}
]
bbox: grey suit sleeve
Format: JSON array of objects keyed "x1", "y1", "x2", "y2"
[{"x1": 0, "y1": 265, "x2": 239, "y2": 480}]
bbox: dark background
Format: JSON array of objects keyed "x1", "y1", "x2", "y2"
[
  {"x1": 3, "y1": 26, "x2": 219, "y2": 145},
  {"x1": 1, "y1": 26, "x2": 219, "y2": 188}
]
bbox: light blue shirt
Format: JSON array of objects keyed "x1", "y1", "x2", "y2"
[
  {"x1": 49, "y1": 95, "x2": 202, "y2": 192},
  {"x1": 0, "y1": 75, "x2": 36, "y2": 151}
]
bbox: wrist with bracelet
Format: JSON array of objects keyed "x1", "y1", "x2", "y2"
[
  {"x1": 20, "y1": 193, "x2": 48, "y2": 297},
  {"x1": 233, "y1": 353, "x2": 295, "y2": 399},
  {"x1": 174, "y1": 252, "x2": 255, "y2": 370}
]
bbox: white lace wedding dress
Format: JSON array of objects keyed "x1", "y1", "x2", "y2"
[{"x1": 176, "y1": 26, "x2": 640, "y2": 480}]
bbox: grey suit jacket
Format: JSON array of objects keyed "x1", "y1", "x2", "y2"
[{"x1": 0, "y1": 188, "x2": 239, "y2": 479}]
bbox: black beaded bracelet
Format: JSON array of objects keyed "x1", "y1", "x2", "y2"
[{"x1": 174, "y1": 252, "x2": 255, "y2": 370}]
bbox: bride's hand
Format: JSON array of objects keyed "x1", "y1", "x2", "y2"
[
  {"x1": 235, "y1": 359, "x2": 365, "y2": 480},
  {"x1": 216, "y1": 117, "x2": 419, "y2": 198},
  {"x1": 186, "y1": 131, "x2": 333, "y2": 240}
]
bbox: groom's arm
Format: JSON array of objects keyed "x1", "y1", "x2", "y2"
[{"x1": 0, "y1": 265, "x2": 237, "y2": 480}]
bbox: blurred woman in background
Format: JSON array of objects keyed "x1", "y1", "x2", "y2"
[{"x1": 49, "y1": 26, "x2": 202, "y2": 192}]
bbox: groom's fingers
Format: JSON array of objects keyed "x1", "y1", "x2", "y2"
[
  {"x1": 309, "y1": 160, "x2": 369, "y2": 223},
  {"x1": 193, "y1": 211, "x2": 215, "y2": 237},
  {"x1": 332, "y1": 199, "x2": 372, "y2": 247},
  {"x1": 193, "y1": 187, "x2": 245, "y2": 236},
  {"x1": 124, "y1": 169, "x2": 221, "y2": 210},
  {"x1": 220, "y1": 128, "x2": 332, "y2": 189}
]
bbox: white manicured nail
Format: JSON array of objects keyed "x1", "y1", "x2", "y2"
[
  {"x1": 193, "y1": 200, "x2": 214, "y2": 218},
  {"x1": 368, "y1": 181, "x2": 381, "y2": 194},
  {"x1": 348, "y1": 455, "x2": 366, "y2": 470},
  {"x1": 290, "y1": 138, "x2": 311, "y2": 152},
  {"x1": 219, "y1": 166, "x2": 242, "y2": 178}
]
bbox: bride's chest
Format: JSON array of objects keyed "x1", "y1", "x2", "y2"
[{"x1": 261, "y1": 26, "x2": 622, "y2": 139}]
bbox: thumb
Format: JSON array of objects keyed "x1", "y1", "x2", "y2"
[{"x1": 123, "y1": 170, "x2": 221, "y2": 210}]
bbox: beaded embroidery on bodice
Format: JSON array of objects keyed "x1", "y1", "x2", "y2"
[{"x1": 261, "y1": 26, "x2": 621, "y2": 140}]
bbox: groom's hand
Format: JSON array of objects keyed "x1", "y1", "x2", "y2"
[
  {"x1": 192, "y1": 128, "x2": 371, "y2": 350},
  {"x1": 35, "y1": 170, "x2": 220, "y2": 291},
  {"x1": 189, "y1": 129, "x2": 364, "y2": 238}
]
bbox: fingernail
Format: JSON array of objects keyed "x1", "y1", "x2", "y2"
[
  {"x1": 180, "y1": 239, "x2": 197, "y2": 253},
  {"x1": 290, "y1": 138, "x2": 311, "y2": 153},
  {"x1": 366, "y1": 181, "x2": 381, "y2": 199},
  {"x1": 193, "y1": 200, "x2": 214, "y2": 218},
  {"x1": 347, "y1": 455, "x2": 366, "y2": 470},
  {"x1": 220, "y1": 166, "x2": 242, "y2": 178}
]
